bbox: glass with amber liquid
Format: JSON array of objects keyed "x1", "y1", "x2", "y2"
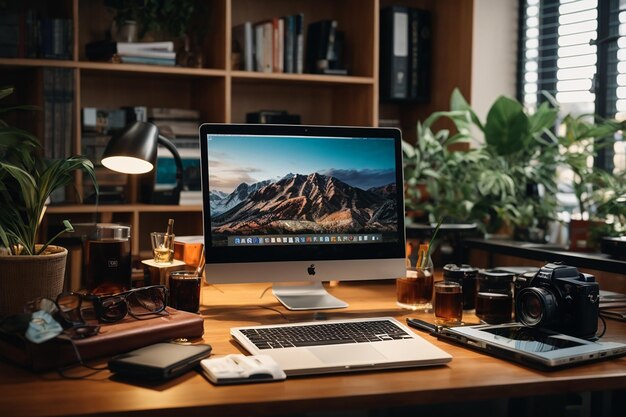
[
  {"x1": 85, "y1": 223, "x2": 132, "y2": 295},
  {"x1": 396, "y1": 243, "x2": 433, "y2": 311},
  {"x1": 434, "y1": 281, "x2": 463, "y2": 324},
  {"x1": 150, "y1": 232, "x2": 175, "y2": 263}
]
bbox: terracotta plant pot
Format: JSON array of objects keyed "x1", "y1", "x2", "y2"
[{"x1": 0, "y1": 245, "x2": 67, "y2": 317}]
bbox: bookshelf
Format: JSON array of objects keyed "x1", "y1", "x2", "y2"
[{"x1": 1, "y1": 0, "x2": 472, "y2": 261}]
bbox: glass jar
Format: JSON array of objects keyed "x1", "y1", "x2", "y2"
[
  {"x1": 442, "y1": 264, "x2": 478, "y2": 310},
  {"x1": 85, "y1": 223, "x2": 132, "y2": 295},
  {"x1": 475, "y1": 269, "x2": 515, "y2": 324}
]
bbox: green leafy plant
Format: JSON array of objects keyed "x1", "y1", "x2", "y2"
[
  {"x1": 0, "y1": 86, "x2": 98, "y2": 255},
  {"x1": 404, "y1": 88, "x2": 561, "y2": 235},
  {"x1": 557, "y1": 114, "x2": 626, "y2": 217}
]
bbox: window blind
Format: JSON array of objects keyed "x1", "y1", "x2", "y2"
[{"x1": 518, "y1": 0, "x2": 625, "y2": 173}]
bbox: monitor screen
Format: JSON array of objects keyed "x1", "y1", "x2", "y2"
[{"x1": 199, "y1": 124, "x2": 406, "y2": 309}]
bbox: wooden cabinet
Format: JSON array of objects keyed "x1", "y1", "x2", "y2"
[{"x1": 1, "y1": 0, "x2": 473, "y2": 260}]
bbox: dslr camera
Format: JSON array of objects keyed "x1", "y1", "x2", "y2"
[{"x1": 515, "y1": 263, "x2": 599, "y2": 339}]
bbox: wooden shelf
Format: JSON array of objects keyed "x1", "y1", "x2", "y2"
[
  {"x1": 231, "y1": 70, "x2": 374, "y2": 85},
  {"x1": 3, "y1": 0, "x2": 473, "y2": 289}
]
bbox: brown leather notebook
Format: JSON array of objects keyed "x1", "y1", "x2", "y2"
[{"x1": 0, "y1": 308, "x2": 204, "y2": 371}]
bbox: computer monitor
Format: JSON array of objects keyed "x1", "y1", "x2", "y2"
[{"x1": 199, "y1": 124, "x2": 406, "y2": 310}]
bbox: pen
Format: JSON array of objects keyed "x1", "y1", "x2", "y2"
[{"x1": 406, "y1": 317, "x2": 441, "y2": 334}]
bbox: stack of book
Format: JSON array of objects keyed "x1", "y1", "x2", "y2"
[
  {"x1": 85, "y1": 41, "x2": 176, "y2": 66},
  {"x1": 149, "y1": 107, "x2": 200, "y2": 148},
  {"x1": 232, "y1": 14, "x2": 304, "y2": 73},
  {"x1": 379, "y1": 6, "x2": 431, "y2": 102},
  {"x1": 148, "y1": 108, "x2": 202, "y2": 205}
]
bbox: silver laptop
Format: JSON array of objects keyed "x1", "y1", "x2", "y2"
[
  {"x1": 231, "y1": 317, "x2": 452, "y2": 376},
  {"x1": 438, "y1": 323, "x2": 626, "y2": 370}
]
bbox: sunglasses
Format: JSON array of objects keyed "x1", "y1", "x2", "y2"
[{"x1": 57, "y1": 285, "x2": 169, "y2": 324}]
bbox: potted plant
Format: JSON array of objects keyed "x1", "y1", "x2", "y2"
[
  {"x1": 105, "y1": 0, "x2": 209, "y2": 66},
  {"x1": 0, "y1": 86, "x2": 98, "y2": 316},
  {"x1": 404, "y1": 88, "x2": 560, "y2": 238},
  {"x1": 557, "y1": 114, "x2": 626, "y2": 250}
]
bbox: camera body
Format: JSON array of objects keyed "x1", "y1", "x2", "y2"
[{"x1": 515, "y1": 263, "x2": 599, "y2": 339}]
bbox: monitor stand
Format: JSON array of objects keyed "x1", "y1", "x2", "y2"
[{"x1": 272, "y1": 281, "x2": 348, "y2": 310}]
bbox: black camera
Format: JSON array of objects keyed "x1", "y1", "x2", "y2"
[{"x1": 515, "y1": 263, "x2": 600, "y2": 339}]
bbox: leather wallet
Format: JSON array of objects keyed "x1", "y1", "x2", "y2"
[{"x1": 108, "y1": 342, "x2": 212, "y2": 380}]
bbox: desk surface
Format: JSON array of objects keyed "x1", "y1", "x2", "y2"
[{"x1": 1, "y1": 280, "x2": 625, "y2": 417}]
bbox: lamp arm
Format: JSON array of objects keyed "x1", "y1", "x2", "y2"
[{"x1": 157, "y1": 135, "x2": 184, "y2": 192}]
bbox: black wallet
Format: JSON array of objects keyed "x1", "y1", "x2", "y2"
[{"x1": 108, "y1": 342, "x2": 212, "y2": 380}]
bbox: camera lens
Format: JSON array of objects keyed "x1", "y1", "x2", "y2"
[{"x1": 516, "y1": 287, "x2": 557, "y2": 327}]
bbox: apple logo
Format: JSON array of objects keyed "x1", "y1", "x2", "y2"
[{"x1": 307, "y1": 264, "x2": 316, "y2": 275}]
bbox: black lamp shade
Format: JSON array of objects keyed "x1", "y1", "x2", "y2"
[{"x1": 101, "y1": 121, "x2": 159, "y2": 174}]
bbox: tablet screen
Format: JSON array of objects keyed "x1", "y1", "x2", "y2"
[{"x1": 482, "y1": 326, "x2": 586, "y2": 352}]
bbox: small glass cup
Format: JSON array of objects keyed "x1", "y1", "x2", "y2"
[
  {"x1": 168, "y1": 270, "x2": 201, "y2": 313},
  {"x1": 150, "y1": 232, "x2": 175, "y2": 263},
  {"x1": 396, "y1": 266, "x2": 434, "y2": 311},
  {"x1": 434, "y1": 281, "x2": 463, "y2": 325}
]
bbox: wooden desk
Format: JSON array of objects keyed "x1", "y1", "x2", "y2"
[{"x1": 1, "y1": 280, "x2": 625, "y2": 417}]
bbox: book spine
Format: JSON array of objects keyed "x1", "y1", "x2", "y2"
[
  {"x1": 117, "y1": 41, "x2": 174, "y2": 53},
  {"x1": 325, "y1": 20, "x2": 338, "y2": 62},
  {"x1": 272, "y1": 17, "x2": 279, "y2": 72},
  {"x1": 244, "y1": 21, "x2": 254, "y2": 72},
  {"x1": 305, "y1": 20, "x2": 321, "y2": 73},
  {"x1": 408, "y1": 8, "x2": 419, "y2": 101},
  {"x1": 295, "y1": 13, "x2": 304, "y2": 74},
  {"x1": 417, "y1": 10, "x2": 432, "y2": 102},
  {"x1": 43, "y1": 68, "x2": 54, "y2": 159},
  {"x1": 117, "y1": 49, "x2": 177, "y2": 59},
  {"x1": 283, "y1": 15, "x2": 294, "y2": 74},
  {"x1": 120, "y1": 56, "x2": 176, "y2": 66},
  {"x1": 262, "y1": 21, "x2": 273, "y2": 73},
  {"x1": 277, "y1": 17, "x2": 284, "y2": 73},
  {"x1": 254, "y1": 23, "x2": 264, "y2": 72}
]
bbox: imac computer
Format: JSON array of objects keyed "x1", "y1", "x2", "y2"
[{"x1": 199, "y1": 123, "x2": 406, "y2": 310}]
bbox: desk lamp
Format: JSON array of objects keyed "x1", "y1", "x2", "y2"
[{"x1": 101, "y1": 121, "x2": 183, "y2": 204}]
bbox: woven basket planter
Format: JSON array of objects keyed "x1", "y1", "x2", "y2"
[{"x1": 0, "y1": 245, "x2": 67, "y2": 317}]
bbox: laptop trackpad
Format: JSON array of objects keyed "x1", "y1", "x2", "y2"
[{"x1": 309, "y1": 344, "x2": 386, "y2": 364}]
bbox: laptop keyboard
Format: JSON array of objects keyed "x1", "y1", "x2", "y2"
[{"x1": 239, "y1": 319, "x2": 413, "y2": 350}]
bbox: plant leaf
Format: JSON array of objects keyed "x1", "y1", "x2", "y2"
[{"x1": 484, "y1": 96, "x2": 530, "y2": 155}]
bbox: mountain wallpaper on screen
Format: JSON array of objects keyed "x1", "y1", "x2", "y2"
[{"x1": 210, "y1": 172, "x2": 397, "y2": 235}]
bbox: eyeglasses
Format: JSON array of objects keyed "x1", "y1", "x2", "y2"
[{"x1": 58, "y1": 285, "x2": 169, "y2": 324}]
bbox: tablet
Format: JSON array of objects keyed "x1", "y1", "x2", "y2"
[{"x1": 438, "y1": 323, "x2": 626, "y2": 370}]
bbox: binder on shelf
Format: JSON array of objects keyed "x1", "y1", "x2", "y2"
[{"x1": 380, "y1": 5, "x2": 409, "y2": 101}]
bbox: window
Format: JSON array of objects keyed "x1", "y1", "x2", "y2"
[{"x1": 518, "y1": 0, "x2": 625, "y2": 174}]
